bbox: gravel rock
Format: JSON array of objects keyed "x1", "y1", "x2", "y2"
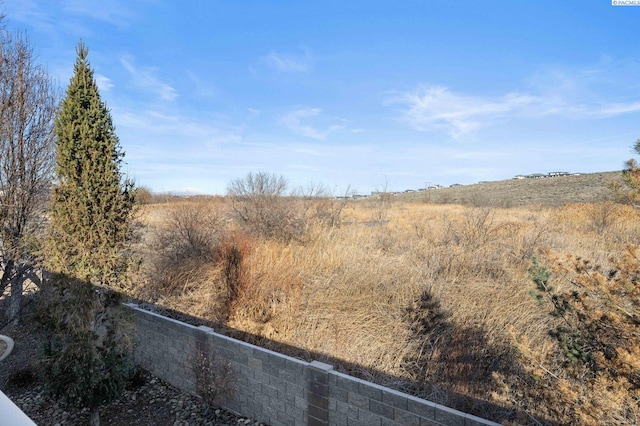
[{"x1": 1, "y1": 318, "x2": 266, "y2": 425}]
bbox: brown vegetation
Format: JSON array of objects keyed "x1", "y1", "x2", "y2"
[
  {"x1": 133, "y1": 172, "x2": 640, "y2": 425},
  {"x1": 403, "y1": 171, "x2": 621, "y2": 207}
]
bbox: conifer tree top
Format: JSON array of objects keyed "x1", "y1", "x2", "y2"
[{"x1": 47, "y1": 40, "x2": 134, "y2": 287}]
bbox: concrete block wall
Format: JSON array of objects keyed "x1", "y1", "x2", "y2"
[
  {"x1": 327, "y1": 370, "x2": 497, "y2": 426},
  {"x1": 126, "y1": 304, "x2": 499, "y2": 426}
]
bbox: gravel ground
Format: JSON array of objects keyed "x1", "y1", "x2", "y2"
[{"x1": 0, "y1": 314, "x2": 265, "y2": 426}]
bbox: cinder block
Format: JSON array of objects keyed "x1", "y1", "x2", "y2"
[
  {"x1": 236, "y1": 383, "x2": 255, "y2": 400},
  {"x1": 223, "y1": 346, "x2": 249, "y2": 364},
  {"x1": 276, "y1": 409, "x2": 295, "y2": 425},
  {"x1": 359, "y1": 382, "x2": 383, "y2": 401},
  {"x1": 308, "y1": 415, "x2": 329, "y2": 426},
  {"x1": 254, "y1": 391, "x2": 270, "y2": 407},
  {"x1": 308, "y1": 403, "x2": 328, "y2": 421},
  {"x1": 381, "y1": 419, "x2": 404, "y2": 426},
  {"x1": 420, "y1": 418, "x2": 444, "y2": 426},
  {"x1": 308, "y1": 392, "x2": 329, "y2": 410},
  {"x1": 253, "y1": 347, "x2": 272, "y2": 362},
  {"x1": 335, "y1": 400, "x2": 358, "y2": 419},
  {"x1": 269, "y1": 374, "x2": 286, "y2": 392},
  {"x1": 295, "y1": 414, "x2": 308, "y2": 426},
  {"x1": 434, "y1": 404, "x2": 465, "y2": 426},
  {"x1": 347, "y1": 391, "x2": 369, "y2": 409},
  {"x1": 285, "y1": 381, "x2": 304, "y2": 399},
  {"x1": 248, "y1": 357, "x2": 262, "y2": 370},
  {"x1": 382, "y1": 390, "x2": 408, "y2": 410},
  {"x1": 286, "y1": 359, "x2": 307, "y2": 380},
  {"x1": 407, "y1": 395, "x2": 437, "y2": 419},
  {"x1": 330, "y1": 411, "x2": 349, "y2": 426},
  {"x1": 309, "y1": 380, "x2": 328, "y2": 397},
  {"x1": 331, "y1": 372, "x2": 359, "y2": 393},
  {"x1": 279, "y1": 366, "x2": 296, "y2": 383},
  {"x1": 370, "y1": 399, "x2": 394, "y2": 420},
  {"x1": 357, "y1": 408, "x2": 383, "y2": 426},
  {"x1": 294, "y1": 395, "x2": 307, "y2": 410},
  {"x1": 238, "y1": 363, "x2": 255, "y2": 381},
  {"x1": 328, "y1": 383, "x2": 348, "y2": 402},
  {"x1": 394, "y1": 408, "x2": 421, "y2": 426},
  {"x1": 262, "y1": 397, "x2": 284, "y2": 419},
  {"x1": 464, "y1": 413, "x2": 501, "y2": 426},
  {"x1": 261, "y1": 383, "x2": 278, "y2": 399},
  {"x1": 254, "y1": 370, "x2": 271, "y2": 385},
  {"x1": 308, "y1": 367, "x2": 329, "y2": 385}
]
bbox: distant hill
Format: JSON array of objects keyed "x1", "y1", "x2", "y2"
[{"x1": 398, "y1": 171, "x2": 624, "y2": 207}]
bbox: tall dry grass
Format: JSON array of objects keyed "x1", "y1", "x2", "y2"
[{"x1": 135, "y1": 197, "x2": 640, "y2": 425}]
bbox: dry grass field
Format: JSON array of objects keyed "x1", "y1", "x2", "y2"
[
  {"x1": 132, "y1": 171, "x2": 640, "y2": 425},
  {"x1": 401, "y1": 171, "x2": 622, "y2": 206}
]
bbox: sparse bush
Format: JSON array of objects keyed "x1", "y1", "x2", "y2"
[
  {"x1": 214, "y1": 231, "x2": 252, "y2": 307},
  {"x1": 141, "y1": 200, "x2": 253, "y2": 323},
  {"x1": 227, "y1": 172, "x2": 306, "y2": 241},
  {"x1": 147, "y1": 200, "x2": 221, "y2": 296},
  {"x1": 450, "y1": 207, "x2": 500, "y2": 249},
  {"x1": 295, "y1": 182, "x2": 349, "y2": 228},
  {"x1": 191, "y1": 349, "x2": 236, "y2": 417}
]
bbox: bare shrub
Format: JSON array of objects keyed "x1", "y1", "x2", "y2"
[
  {"x1": 0, "y1": 26, "x2": 57, "y2": 324},
  {"x1": 214, "y1": 231, "x2": 252, "y2": 312},
  {"x1": 190, "y1": 349, "x2": 236, "y2": 417},
  {"x1": 227, "y1": 172, "x2": 306, "y2": 241},
  {"x1": 146, "y1": 200, "x2": 221, "y2": 296},
  {"x1": 449, "y1": 208, "x2": 502, "y2": 249},
  {"x1": 295, "y1": 182, "x2": 349, "y2": 228},
  {"x1": 585, "y1": 201, "x2": 621, "y2": 234},
  {"x1": 140, "y1": 201, "x2": 254, "y2": 323}
]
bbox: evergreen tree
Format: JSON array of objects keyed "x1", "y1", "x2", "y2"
[
  {"x1": 41, "y1": 41, "x2": 135, "y2": 426},
  {"x1": 45, "y1": 41, "x2": 135, "y2": 288},
  {"x1": 611, "y1": 138, "x2": 640, "y2": 207}
]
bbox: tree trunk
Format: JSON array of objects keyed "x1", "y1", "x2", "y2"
[
  {"x1": 8, "y1": 277, "x2": 23, "y2": 325},
  {"x1": 90, "y1": 407, "x2": 100, "y2": 426},
  {"x1": 0, "y1": 259, "x2": 14, "y2": 295}
]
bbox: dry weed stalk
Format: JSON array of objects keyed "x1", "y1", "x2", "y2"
[{"x1": 190, "y1": 349, "x2": 236, "y2": 417}]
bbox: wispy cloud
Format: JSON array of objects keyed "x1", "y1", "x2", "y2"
[
  {"x1": 264, "y1": 49, "x2": 313, "y2": 72},
  {"x1": 391, "y1": 86, "x2": 534, "y2": 137},
  {"x1": 95, "y1": 73, "x2": 114, "y2": 93},
  {"x1": 392, "y1": 62, "x2": 640, "y2": 137},
  {"x1": 8, "y1": 0, "x2": 58, "y2": 34},
  {"x1": 281, "y1": 107, "x2": 346, "y2": 140},
  {"x1": 120, "y1": 56, "x2": 177, "y2": 101},
  {"x1": 61, "y1": 0, "x2": 137, "y2": 28}
]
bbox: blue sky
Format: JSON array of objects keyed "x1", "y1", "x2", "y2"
[{"x1": 6, "y1": 1, "x2": 640, "y2": 195}]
